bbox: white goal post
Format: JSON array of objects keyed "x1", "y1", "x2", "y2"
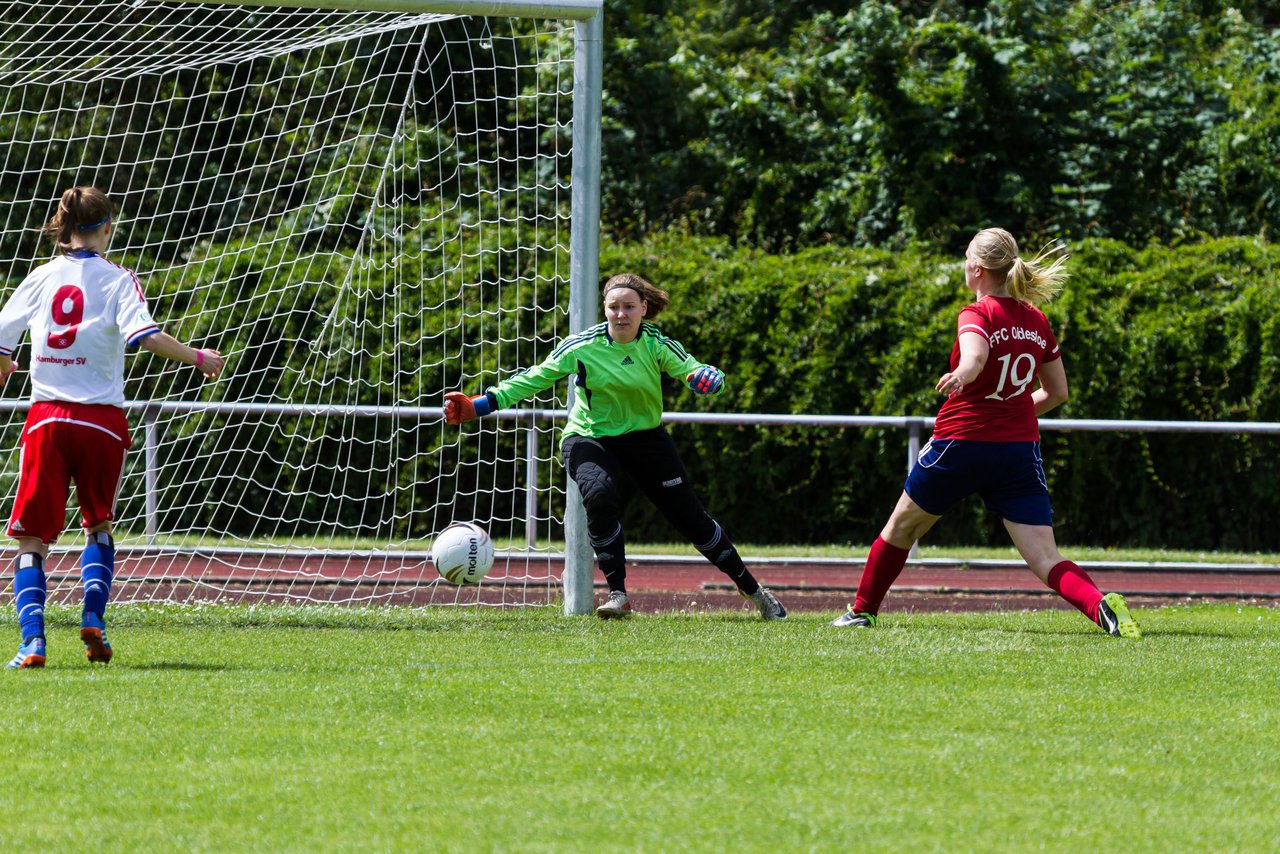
[{"x1": 0, "y1": 0, "x2": 601, "y2": 613}]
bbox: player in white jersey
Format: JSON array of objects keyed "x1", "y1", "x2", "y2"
[{"x1": 0, "y1": 186, "x2": 226, "y2": 668}]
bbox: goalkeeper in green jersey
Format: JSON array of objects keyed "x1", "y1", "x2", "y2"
[{"x1": 444, "y1": 273, "x2": 786, "y2": 620}]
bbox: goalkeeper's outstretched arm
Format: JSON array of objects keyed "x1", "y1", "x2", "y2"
[{"x1": 443, "y1": 345, "x2": 576, "y2": 424}]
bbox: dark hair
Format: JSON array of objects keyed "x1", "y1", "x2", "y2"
[
  {"x1": 43, "y1": 186, "x2": 114, "y2": 249},
  {"x1": 602, "y1": 273, "x2": 670, "y2": 318}
]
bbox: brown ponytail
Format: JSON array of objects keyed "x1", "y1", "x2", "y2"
[
  {"x1": 43, "y1": 186, "x2": 114, "y2": 250},
  {"x1": 603, "y1": 273, "x2": 670, "y2": 318}
]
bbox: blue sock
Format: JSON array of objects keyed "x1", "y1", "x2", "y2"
[
  {"x1": 14, "y1": 553, "x2": 46, "y2": 642},
  {"x1": 81, "y1": 532, "x2": 115, "y2": 620}
]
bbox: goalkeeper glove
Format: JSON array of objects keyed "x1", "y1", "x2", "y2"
[
  {"x1": 686, "y1": 366, "x2": 725, "y2": 395},
  {"x1": 443, "y1": 391, "x2": 495, "y2": 424}
]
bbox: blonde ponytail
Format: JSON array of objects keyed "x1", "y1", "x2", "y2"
[
  {"x1": 1006, "y1": 242, "x2": 1069, "y2": 305},
  {"x1": 969, "y1": 228, "x2": 1068, "y2": 305}
]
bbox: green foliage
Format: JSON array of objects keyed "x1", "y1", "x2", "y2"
[
  {"x1": 602, "y1": 233, "x2": 1280, "y2": 549},
  {"x1": 601, "y1": 0, "x2": 1280, "y2": 251}
]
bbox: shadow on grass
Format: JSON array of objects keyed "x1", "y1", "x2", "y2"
[
  {"x1": 1127, "y1": 628, "x2": 1236, "y2": 639},
  {"x1": 905, "y1": 623, "x2": 1237, "y2": 640},
  {"x1": 119, "y1": 662, "x2": 231, "y2": 671}
]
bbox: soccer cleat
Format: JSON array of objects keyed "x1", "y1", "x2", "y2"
[
  {"x1": 745, "y1": 586, "x2": 787, "y2": 620},
  {"x1": 81, "y1": 613, "x2": 114, "y2": 663},
  {"x1": 595, "y1": 590, "x2": 632, "y2": 619},
  {"x1": 830, "y1": 609, "x2": 877, "y2": 628},
  {"x1": 7, "y1": 636, "x2": 46, "y2": 669},
  {"x1": 1097, "y1": 592, "x2": 1141, "y2": 639}
]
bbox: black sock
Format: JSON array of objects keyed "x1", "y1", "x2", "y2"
[
  {"x1": 697, "y1": 523, "x2": 759, "y2": 595},
  {"x1": 591, "y1": 524, "x2": 627, "y2": 592}
]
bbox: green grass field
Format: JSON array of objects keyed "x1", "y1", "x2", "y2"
[{"x1": 1, "y1": 603, "x2": 1278, "y2": 852}]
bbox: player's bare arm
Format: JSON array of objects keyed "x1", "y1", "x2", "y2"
[
  {"x1": 138, "y1": 331, "x2": 225, "y2": 379},
  {"x1": 1032, "y1": 357, "x2": 1069, "y2": 416},
  {"x1": 937, "y1": 329, "x2": 989, "y2": 397}
]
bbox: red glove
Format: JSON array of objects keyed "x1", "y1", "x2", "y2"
[{"x1": 443, "y1": 391, "x2": 477, "y2": 424}]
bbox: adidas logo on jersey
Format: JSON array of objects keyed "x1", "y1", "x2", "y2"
[{"x1": 620, "y1": 356, "x2": 634, "y2": 366}]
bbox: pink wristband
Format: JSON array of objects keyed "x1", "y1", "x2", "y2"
[{"x1": 195, "y1": 349, "x2": 205, "y2": 368}]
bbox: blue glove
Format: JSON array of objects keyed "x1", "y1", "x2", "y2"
[{"x1": 686, "y1": 366, "x2": 725, "y2": 395}]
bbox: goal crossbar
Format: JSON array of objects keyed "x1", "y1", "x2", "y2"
[{"x1": 184, "y1": 0, "x2": 603, "y2": 21}]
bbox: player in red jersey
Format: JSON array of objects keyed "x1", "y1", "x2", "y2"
[
  {"x1": 832, "y1": 228, "x2": 1140, "y2": 637},
  {"x1": 0, "y1": 186, "x2": 226, "y2": 668}
]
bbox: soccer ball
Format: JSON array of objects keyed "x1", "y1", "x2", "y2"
[{"x1": 432, "y1": 522, "x2": 495, "y2": 585}]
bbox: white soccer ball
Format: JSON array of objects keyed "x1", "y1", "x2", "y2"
[{"x1": 432, "y1": 522, "x2": 495, "y2": 585}]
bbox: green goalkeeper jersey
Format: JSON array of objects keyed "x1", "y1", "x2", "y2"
[{"x1": 487, "y1": 321, "x2": 722, "y2": 440}]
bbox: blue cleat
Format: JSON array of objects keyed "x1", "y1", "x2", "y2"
[
  {"x1": 7, "y1": 636, "x2": 46, "y2": 669},
  {"x1": 81, "y1": 613, "x2": 113, "y2": 663}
]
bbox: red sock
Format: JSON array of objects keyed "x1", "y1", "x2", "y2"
[
  {"x1": 1046, "y1": 560, "x2": 1104, "y2": 622},
  {"x1": 852, "y1": 536, "x2": 911, "y2": 615}
]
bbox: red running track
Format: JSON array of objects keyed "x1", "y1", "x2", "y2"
[
  {"x1": 626, "y1": 556, "x2": 1280, "y2": 613},
  {"x1": 23, "y1": 551, "x2": 1280, "y2": 613}
]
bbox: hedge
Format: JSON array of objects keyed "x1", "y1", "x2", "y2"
[{"x1": 597, "y1": 234, "x2": 1280, "y2": 550}]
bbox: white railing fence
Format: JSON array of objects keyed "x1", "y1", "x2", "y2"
[{"x1": 5, "y1": 401, "x2": 1274, "y2": 546}]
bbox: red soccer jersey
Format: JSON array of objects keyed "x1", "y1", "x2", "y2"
[{"x1": 932, "y1": 295, "x2": 1061, "y2": 442}]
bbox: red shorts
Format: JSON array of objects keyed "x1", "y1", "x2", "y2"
[{"x1": 8, "y1": 401, "x2": 132, "y2": 544}]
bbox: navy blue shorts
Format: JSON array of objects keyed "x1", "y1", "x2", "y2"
[{"x1": 904, "y1": 439, "x2": 1053, "y2": 526}]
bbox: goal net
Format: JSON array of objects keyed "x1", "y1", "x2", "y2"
[{"x1": 0, "y1": 0, "x2": 598, "y2": 608}]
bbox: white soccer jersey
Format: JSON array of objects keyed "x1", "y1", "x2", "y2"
[{"x1": 0, "y1": 251, "x2": 159, "y2": 405}]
